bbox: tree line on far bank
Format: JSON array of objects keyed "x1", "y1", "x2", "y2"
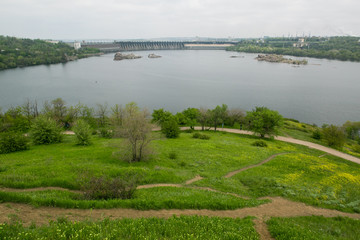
[
  {"x1": 227, "y1": 36, "x2": 360, "y2": 62},
  {"x1": 1, "y1": 98, "x2": 359, "y2": 157},
  {"x1": 0, "y1": 36, "x2": 100, "y2": 70}
]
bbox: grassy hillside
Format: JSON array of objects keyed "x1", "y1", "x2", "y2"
[{"x1": 0, "y1": 36, "x2": 100, "y2": 70}]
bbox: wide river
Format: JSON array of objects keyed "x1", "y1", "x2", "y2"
[{"x1": 0, "y1": 50, "x2": 359, "y2": 125}]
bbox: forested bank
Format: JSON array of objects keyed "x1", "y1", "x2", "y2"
[
  {"x1": 0, "y1": 36, "x2": 101, "y2": 70},
  {"x1": 228, "y1": 36, "x2": 360, "y2": 62}
]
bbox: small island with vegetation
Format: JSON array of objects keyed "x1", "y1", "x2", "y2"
[
  {"x1": 255, "y1": 54, "x2": 308, "y2": 65},
  {"x1": 0, "y1": 36, "x2": 102, "y2": 70},
  {"x1": 113, "y1": 52, "x2": 142, "y2": 60}
]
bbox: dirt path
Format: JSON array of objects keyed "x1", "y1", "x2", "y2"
[
  {"x1": 1, "y1": 197, "x2": 359, "y2": 227},
  {"x1": 65, "y1": 127, "x2": 360, "y2": 164},
  {"x1": 224, "y1": 153, "x2": 290, "y2": 178},
  {"x1": 201, "y1": 127, "x2": 360, "y2": 165}
]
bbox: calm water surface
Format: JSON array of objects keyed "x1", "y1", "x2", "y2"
[{"x1": 0, "y1": 50, "x2": 359, "y2": 125}]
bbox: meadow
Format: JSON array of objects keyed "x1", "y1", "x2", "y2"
[{"x1": 0, "y1": 130, "x2": 360, "y2": 238}]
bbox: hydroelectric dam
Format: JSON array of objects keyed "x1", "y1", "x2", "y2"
[{"x1": 81, "y1": 41, "x2": 237, "y2": 52}]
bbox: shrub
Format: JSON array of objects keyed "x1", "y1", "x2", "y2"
[
  {"x1": 99, "y1": 128, "x2": 114, "y2": 138},
  {"x1": 251, "y1": 140, "x2": 268, "y2": 147},
  {"x1": 0, "y1": 132, "x2": 29, "y2": 154},
  {"x1": 30, "y1": 116, "x2": 62, "y2": 145},
  {"x1": 322, "y1": 125, "x2": 346, "y2": 149},
  {"x1": 73, "y1": 119, "x2": 92, "y2": 145},
  {"x1": 192, "y1": 132, "x2": 201, "y2": 138},
  {"x1": 192, "y1": 132, "x2": 210, "y2": 140},
  {"x1": 311, "y1": 129, "x2": 322, "y2": 140},
  {"x1": 199, "y1": 134, "x2": 210, "y2": 140},
  {"x1": 169, "y1": 151, "x2": 177, "y2": 159},
  {"x1": 161, "y1": 118, "x2": 180, "y2": 138},
  {"x1": 353, "y1": 144, "x2": 360, "y2": 153},
  {"x1": 79, "y1": 174, "x2": 139, "y2": 200}
]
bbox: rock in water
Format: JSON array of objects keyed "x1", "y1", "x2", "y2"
[
  {"x1": 148, "y1": 53, "x2": 161, "y2": 58},
  {"x1": 114, "y1": 52, "x2": 142, "y2": 60}
]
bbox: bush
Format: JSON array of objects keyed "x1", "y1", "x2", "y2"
[
  {"x1": 353, "y1": 144, "x2": 360, "y2": 153},
  {"x1": 30, "y1": 116, "x2": 62, "y2": 145},
  {"x1": 79, "y1": 174, "x2": 139, "y2": 200},
  {"x1": 0, "y1": 132, "x2": 29, "y2": 154},
  {"x1": 199, "y1": 134, "x2": 211, "y2": 140},
  {"x1": 99, "y1": 128, "x2": 114, "y2": 138},
  {"x1": 161, "y1": 118, "x2": 180, "y2": 138},
  {"x1": 183, "y1": 129, "x2": 194, "y2": 133},
  {"x1": 73, "y1": 119, "x2": 92, "y2": 145},
  {"x1": 192, "y1": 132, "x2": 210, "y2": 140},
  {"x1": 251, "y1": 140, "x2": 268, "y2": 147},
  {"x1": 311, "y1": 129, "x2": 322, "y2": 140},
  {"x1": 169, "y1": 151, "x2": 177, "y2": 159},
  {"x1": 322, "y1": 125, "x2": 346, "y2": 149},
  {"x1": 192, "y1": 132, "x2": 201, "y2": 138}
]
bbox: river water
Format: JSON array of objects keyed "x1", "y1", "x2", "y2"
[{"x1": 0, "y1": 50, "x2": 359, "y2": 125}]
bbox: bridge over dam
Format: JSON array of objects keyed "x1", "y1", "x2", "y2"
[{"x1": 81, "y1": 41, "x2": 237, "y2": 52}]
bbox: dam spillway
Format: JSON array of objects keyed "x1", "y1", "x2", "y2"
[{"x1": 81, "y1": 41, "x2": 237, "y2": 52}]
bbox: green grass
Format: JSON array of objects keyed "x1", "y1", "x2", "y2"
[
  {"x1": 1, "y1": 131, "x2": 360, "y2": 212},
  {"x1": 0, "y1": 187, "x2": 268, "y2": 210},
  {"x1": 267, "y1": 216, "x2": 360, "y2": 240},
  {"x1": 0, "y1": 132, "x2": 294, "y2": 189},
  {"x1": 230, "y1": 153, "x2": 360, "y2": 212},
  {"x1": 1, "y1": 215, "x2": 259, "y2": 240}
]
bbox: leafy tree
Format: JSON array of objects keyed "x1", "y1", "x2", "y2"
[
  {"x1": 342, "y1": 121, "x2": 360, "y2": 140},
  {"x1": 110, "y1": 104, "x2": 124, "y2": 126},
  {"x1": 96, "y1": 103, "x2": 109, "y2": 128},
  {"x1": 161, "y1": 116, "x2": 180, "y2": 138},
  {"x1": 151, "y1": 108, "x2": 173, "y2": 126},
  {"x1": 245, "y1": 107, "x2": 283, "y2": 138},
  {"x1": 182, "y1": 108, "x2": 200, "y2": 129},
  {"x1": 197, "y1": 107, "x2": 211, "y2": 131},
  {"x1": 30, "y1": 116, "x2": 63, "y2": 145},
  {"x1": 322, "y1": 125, "x2": 346, "y2": 149},
  {"x1": 0, "y1": 132, "x2": 29, "y2": 154},
  {"x1": 209, "y1": 104, "x2": 228, "y2": 131},
  {"x1": 120, "y1": 103, "x2": 153, "y2": 162},
  {"x1": 225, "y1": 108, "x2": 245, "y2": 128},
  {"x1": 73, "y1": 119, "x2": 92, "y2": 145}
]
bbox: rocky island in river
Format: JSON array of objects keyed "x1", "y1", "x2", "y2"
[
  {"x1": 114, "y1": 52, "x2": 142, "y2": 60},
  {"x1": 255, "y1": 54, "x2": 307, "y2": 65}
]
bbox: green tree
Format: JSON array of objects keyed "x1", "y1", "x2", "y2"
[
  {"x1": 161, "y1": 116, "x2": 180, "y2": 138},
  {"x1": 210, "y1": 104, "x2": 228, "y2": 131},
  {"x1": 245, "y1": 107, "x2": 283, "y2": 138},
  {"x1": 120, "y1": 103, "x2": 153, "y2": 162},
  {"x1": 322, "y1": 125, "x2": 346, "y2": 149},
  {"x1": 151, "y1": 108, "x2": 173, "y2": 126},
  {"x1": 182, "y1": 108, "x2": 200, "y2": 129},
  {"x1": 73, "y1": 119, "x2": 92, "y2": 145},
  {"x1": 30, "y1": 116, "x2": 63, "y2": 145}
]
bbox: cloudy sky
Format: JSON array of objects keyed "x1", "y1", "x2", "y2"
[{"x1": 1, "y1": 0, "x2": 359, "y2": 40}]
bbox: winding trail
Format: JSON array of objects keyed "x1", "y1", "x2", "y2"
[
  {"x1": 1, "y1": 197, "x2": 359, "y2": 226},
  {"x1": 185, "y1": 127, "x2": 360, "y2": 165},
  {"x1": 64, "y1": 127, "x2": 360, "y2": 164},
  {"x1": 5, "y1": 130, "x2": 359, "y2": 238},
  {"x1": 224, "y1": 152, "x2": 290, "y2": 178}
]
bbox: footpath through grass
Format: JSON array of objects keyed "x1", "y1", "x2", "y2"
[
  {"x1": 0, "y1": 187, "x2": 268, "y2": 210},
  {"x1": 267, "y1": 216, "x2": 360, "y2": 240},
  {"x1": 0, "y1": 131, "x2": 359, "y2": 212}
]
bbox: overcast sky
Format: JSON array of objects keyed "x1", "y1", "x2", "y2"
[{"x1": 1, "y1": 0, "x2": 359, "y2": 40}]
